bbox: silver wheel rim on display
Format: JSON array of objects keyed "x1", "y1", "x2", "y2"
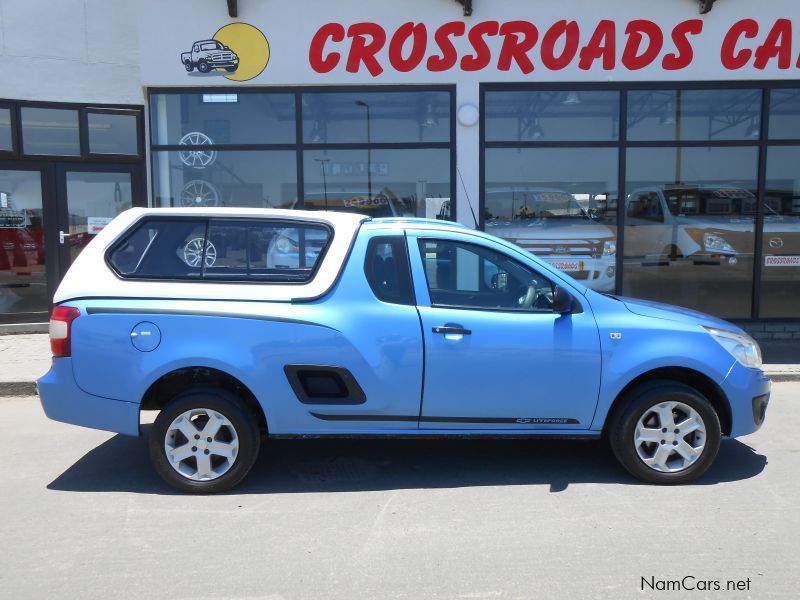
[
  {"x1": 183, "y1": 238, "x2": 217, "y2": 268},
  {"x1": 181, "y1": 180, "x2": 220, "y2": 207},
  {"x1": 634, "y1": 401, "x2": 706, "y2": 473},
  {"x1": 164, "y1": 408, "x2": 239, "y2": 481},
  {"x1": 178, "y1": 132, "x2": 217, "y2": 169}
]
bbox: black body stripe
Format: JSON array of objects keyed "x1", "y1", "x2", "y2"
[{"x1": 310, "y1": 412, "x2": 579, "y2": 425}]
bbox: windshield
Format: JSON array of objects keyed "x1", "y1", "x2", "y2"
[
  {"x1": 200, "y1": 42, "x2": 223, "y2": 51},
  {"x1": 663, "y1": 188, "x2": 768, "y2": 217},
  {"x1": 487, "y1": 191, "x2": 594, "y2": 221}
]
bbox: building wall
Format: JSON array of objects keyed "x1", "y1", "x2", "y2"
[{"x1": 0, "y1": 0, "x2": 142, "y2": 104}]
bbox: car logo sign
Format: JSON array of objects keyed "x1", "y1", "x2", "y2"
[{"x1": 769, "y1": 237, "x2": 784, "y2": 249}]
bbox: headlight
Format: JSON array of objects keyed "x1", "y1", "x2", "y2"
[
  {"x1": 274, "y1": 234, "x2": 297, "y2": 254},
  {"x1": 703, "y1": 326, "x2": 762, "y2": 369},
  {"x1": 703, "y1": 232, "x2": 735, "y2": 254},
  {"x1": 602, "y1": 240, "x2": 616, "y2": 256}
]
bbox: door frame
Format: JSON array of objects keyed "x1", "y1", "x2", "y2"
[
  {"x1": 53, "y1": 162, "x2": 146, "y2": 280},
  {"x1": 0, "y1": 161, "x2": 59, "y2": 323}
]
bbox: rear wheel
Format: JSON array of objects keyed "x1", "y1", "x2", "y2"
[
  {"x1": 609, "y1": 381, "x2": 721, "y2": 484},
  {"x1": 149, "y1": 388, "x2": 260, "y2": 493},
  {"x1": 184, "y1": 60, "x2": 194, "y2": 72}
]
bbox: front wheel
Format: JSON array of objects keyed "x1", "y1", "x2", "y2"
[
  {"x1": 197, "y1": 60, "x2": 211, "y2": 73},
  {"x1": 609, "y1": 381, "x2": 721, "y2": 484},
  {"x1": 149, "y1": 388, "x2": 260, "y2": 493}
]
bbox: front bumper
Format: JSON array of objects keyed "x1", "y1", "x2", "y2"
[
  {"x1": 38, "y1": 358, "x2": 140, "y2": 436},
  {"x1": 210, "y1": 60, "x2": 238, "y2": 68},
  {"x1": 721, "y1": 361, "x2": 771, "y2": 437},
  {"x1": 541, "y1": 255, "x2": 616, "y2": 292}
]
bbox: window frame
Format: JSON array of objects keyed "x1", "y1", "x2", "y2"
[
  {"x1": 147, "y1": 85, "x2": 457, "y2": 219},
  {"x1": 363, "y1": 234, "x2": 415, "y2": 306},
  {"x1": 480, "y1": 80, "x2": 800, "y2": 320},
  {"x1": 415, "y1": 237, "x2": 560, "y2": 314},
  {"x1": 105, "y1": 215, "x2": 334, "y2": 285},
  {"x1": 0, "y1": 98, "x2": 144, "y2": 164}
]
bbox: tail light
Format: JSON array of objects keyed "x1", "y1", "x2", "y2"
[{"x1": 49, "y1": 306, "x2": 80, "y2": 357}]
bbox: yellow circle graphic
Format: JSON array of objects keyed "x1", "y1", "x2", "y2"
[{"x1": 213, "y1": 22, "x2": 269, "y2": 82}]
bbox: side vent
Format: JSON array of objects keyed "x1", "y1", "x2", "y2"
[{"x1": 284, "y1": 365, "x2": 366, "y2": 405}]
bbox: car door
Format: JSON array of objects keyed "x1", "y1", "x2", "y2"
[{"x1": 407, "y1": 230, "x2": 601, "y2": 430}]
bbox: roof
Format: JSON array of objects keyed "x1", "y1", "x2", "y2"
[{"x1": 53, "y1": 207, "x2": 367, "y2": 304}]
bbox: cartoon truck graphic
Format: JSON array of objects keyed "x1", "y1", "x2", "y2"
[{"x1": 181, "y1": 40, "x2": 239, "y2": 73}]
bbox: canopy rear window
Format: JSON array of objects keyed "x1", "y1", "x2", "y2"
[{"x1": 107, "y1": 218, "x2": 332, "y2": 283}]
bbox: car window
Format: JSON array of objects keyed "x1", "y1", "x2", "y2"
[
  {"x1": 364, "y1": 236, "x2": 414, "y2": 305},
  {"x1": 200, "y1": 42, "x2": 220, "y2": 51},
  {"x1": 108, "y1": 218, "x2": 331, "y2": 283},
  {"x1": 417, "y1": 238, "x2": 556, "y2": 312},
  {"x1": 627, "y1": 192, "x2": 664, "y2": 222}
]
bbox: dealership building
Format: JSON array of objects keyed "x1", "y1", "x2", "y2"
[{"x1": 1, "y1": 0, "x2": 799, "y2": 336}]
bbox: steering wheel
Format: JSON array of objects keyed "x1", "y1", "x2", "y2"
[{"x1": 519, "y1": 284, "x2": 537, "y2": 309}]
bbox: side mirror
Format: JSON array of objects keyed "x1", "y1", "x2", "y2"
[
  {"x1": 552, "y1": 285, "x2": 573, "y2": 314},
  {"x1": 490, "y1": 272, "x2": 508, "y2": 291}
]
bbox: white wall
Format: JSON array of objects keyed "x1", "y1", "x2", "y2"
[{"x1": 0, "y1": 0, "x2": 143, "y2": 104}]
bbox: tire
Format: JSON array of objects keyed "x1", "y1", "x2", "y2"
[
  {"x1": 608, "y1": 380, "x2": 721, "y2": 484},
  {"x1": 225, "y1": 66, "x2": 237, "y2": 72},
  {"x1": 197, "y1": 60, "x2": 211, "y2": 73},
  {"x1": 184, "y1": 60, "x2": 194, "y2": 72},
  {"x1": 149, "y1": 387, "x2": 260, "y2": 494}
]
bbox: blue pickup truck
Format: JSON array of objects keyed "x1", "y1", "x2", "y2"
[{"x1": 38, "y1": 208, "x2": 770, "y2": 493}]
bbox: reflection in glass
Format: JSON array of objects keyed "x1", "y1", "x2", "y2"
[
  {"x1": 484, "y1": 90, "x2": 619, "y2": 142},
  {"x1": 150, "y1": 92, "x2": 296, "y2": 145},
  {"x1": 627, "y1": 89, "x2": 761, "y2": 141},
  {"x1": 21, "y1": 107, "x2": 80, "y2": 155},
  {"x1": 303, "y1": 149, "x2": 451, "y2": 219},
  {"x1": 0, "y1": 170, "x2": 47, "y2": 323},
  {"x1": 65, "y1": 172, "x2": 133, "y2": 263},
  {"x1": 760, "y1": 146, "x2": 800, "y2": 318},
  {"x1": 152, "y1": 150, "x2": 298, "y2": 209},
  {"x1": 623, "y1": 147, "x2": 758, "y2": 317},
  {"x1": 769, "y1": 89, "x2": 800, "y2": 140},
  {"x1": 88, "y1": 112, "x2": 138, "y2": 155},
  {"x1": 0, "y1": 108, "x2": 12, "y2": 152},
  {"x1": 484, "y1": 148, "x2": 618, "y2": 292},
  {"x1": 302, "y1": 91, "x2": 450, "y2": 144}
]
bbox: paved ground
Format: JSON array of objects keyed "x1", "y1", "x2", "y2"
[{"x1": 0, "y1": 384, "x2": 798, "y2": 599}]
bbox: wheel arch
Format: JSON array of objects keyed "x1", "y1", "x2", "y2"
[
  {"x1": 602, "y1": 367, "x2": 732, "y2": 437},
  {"x1": 140, "y1": 366, "x2": 268, "y2": 435}
]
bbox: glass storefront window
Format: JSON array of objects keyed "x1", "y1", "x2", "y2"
[
  {"x1": 0, "y1": 108, "x2": 12, "y2": 152},
  {"x1": 303, "y1": 149, "x2": 451, "y2": 218},
  {"x1": 88, "y1": 112, "x2": 139, "y2": 155},
  {"x1": 623, "y1": 146, "x2": 758, "y2": 318},
  {"x1": 302, "y1": 91, "x2": 450, "y2": 144},
  {"x1": 21, "y1": 107, "x2": 80, "y2": 156},
  {"x1": 0, "y1": 169, "x2": 47, "y2": 323},
  {"x1": 769, "y1": 89, "x2": 800, "y2": 140},
  {"x1": 485, "y1": 90, "x2": 620, "y2": 142},
  {"x1": 627, "y1": 89, "x2": 761, "y2": 141},
  {"x1": 150, "y1": 92, "x2": 296, "y2": 145},
  {"x1": 760, "y1": 146, "x2": 800, "y2": 318},
  {"x1": 484, "y1": 148, "x2": 618, "y2": 292},
  {"x1": 152, "y1": 150, "x2": 298, "y2": 209}
]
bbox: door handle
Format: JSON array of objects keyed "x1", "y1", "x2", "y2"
[
  {"x1": 432, "y1": 325, "x2": 472, "y2": 336},
  {"x1": 59, "y1": 230, "x2": 74, "y2": 244}
]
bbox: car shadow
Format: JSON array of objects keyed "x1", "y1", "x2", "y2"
[{"x1": 48, "y1": 426, "x2": 767, "y2": 496}]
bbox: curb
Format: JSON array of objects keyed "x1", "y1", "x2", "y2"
[{"x1": 0, "y1": 382, "x2": 38, "y2": 397}]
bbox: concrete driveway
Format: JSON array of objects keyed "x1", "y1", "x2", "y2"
[{"x1": 1, "y1": 383, "x2": 797, "y2": 599}]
